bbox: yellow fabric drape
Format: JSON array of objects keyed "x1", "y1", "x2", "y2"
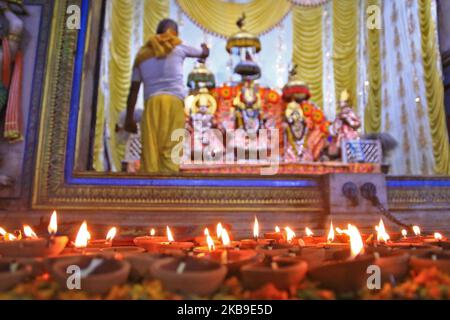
[
  {"x1": 364, "y1": 0, "x2": 381, "y2": 133},
  {"x1": 333, "y1": 0, "x2": 358, "y2": 111},
  {"x1": 418, "y1": 0, "x2": 450, "y2": 174},
  {"x1": 144, "y1": 0, "x2": 169, "y2": 40},
  {"x1": 109, "y1": 0, "x2": 134, "y2": 171},
  {"x1": 93, "y1": 90, "x2": 105, "y2": 171},
  {"x1": 292, "y1": 6, "x2": 323, "y2": 107},
  {"x1": 175, "y1": 0, "x2": 292, "y2": 37}
]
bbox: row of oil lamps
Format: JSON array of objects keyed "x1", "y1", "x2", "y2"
[{"x1": 0, "y1": 211, "x2": 449, "y2": 296}]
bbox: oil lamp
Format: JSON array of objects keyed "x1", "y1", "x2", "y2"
[
  {"x1": 318, "y1": 221, "x2": 349, "y2": 259},
  {"x1": 134, "y1": 228, "x2": 167, "y2": 252},
  {"x1": 202, "y1": 229, "x2": 257, "y2": 276},
  {"x1": 0, "y1": 211, "x2": 68, "y2": 258},
  {"x1": 240, "y1": 217, "x2": 272, "y2": 249},
  {"x1": 150, "y1": 256, "x2": 227, "y2": 296},
  {"x1": 264, "y1": 226, "x2": 284, "y2": 241},
  {"x1": 309, "y1": 224, "x2": 375, "y2": 293},
  {"x1": 87, "y1": 227, "x2": 118, "y2": 249},
  {"x1": 152, "y1": 226, "x2": 194, "y2": 255}
]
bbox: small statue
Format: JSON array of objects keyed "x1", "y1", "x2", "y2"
[
  {"x1": 283, "y1": 100, "x2": 307, "y2": 162},
  {"x1": 303, "y1": 103, "x2": 329, "y2": 162},
  {"x1": 328, "y1": 90, "x2": 362, "y2": 159},
  {"x1": 233, "y1": 80, "x2": 264, "y2": 139},
  {"x1": 185, "y1": 88, "x2": 223, "y2": 161}
]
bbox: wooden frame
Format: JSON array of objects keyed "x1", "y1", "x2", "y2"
[{"x1": 31, "y1": 0, "x2": 450, "y2": 213}]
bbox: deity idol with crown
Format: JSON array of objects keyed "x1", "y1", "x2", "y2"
[
  {"x1": 328, "y1": 90, "x2": 362, "y2": 159},
  {"x1": 185, "y1": 87, "x2": 224, "y2": 161},
  {"x1": 281, "y1": 65, "x2": 312, "y2": 162}
]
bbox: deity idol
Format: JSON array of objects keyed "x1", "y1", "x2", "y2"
[
  {"x1": 185, "y1": 88, "x2": 223, "y2": 162},
  {"x1": 281, "y1": 66, "x2": 312, "y2": 162},
  {"x1": 303, "y1": 102, "x2": 329, "y2": 162},
  {"x1": 328, "y1": 90, "x2": 362, "y2": 159}
]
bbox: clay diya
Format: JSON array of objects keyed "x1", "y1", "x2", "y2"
[
  {"x1": 301, "y1": 227, "x2": 327, "y2": 245},
  {"x1": 264, "y1": 226, "x2": 284, "y2": 241},
  {"x1": 52, "y1": 256, "x2": 131, "y2": 294},
  {"x1": 241, "y1": 258, "x2": 308, "y2": 290},
  {"x1": 150, "y1": 256, "x2": 227, "y2": 296},
  {"x1": 125, "y1": 253, "x2": 169, "y2": 281},
  {"x1": 239, "y1": 217, "x2": 273, "y2": 249},
  {"x1": 203, "y1": 248, "x2": 257, "y2": 275},
  {"x1": 256, "y1": 243, "x2": 294, "y2": 258},
  {"x1": 308, "y1": 224, "x2": 375, "y2": 293},
  {"x1": 100, "y1": 246, "x2": 145, "y2": 258},
  {"x1": 366, "y1": 247, "x2": 410, "y2": 284},
  {"x1": 86, "y1": 227, "x2": 118, "y2": 249},
  {"x1": 410, "y1": 252, "x2": 450, "y2": 276},
  {"x1": 277, "y1": 247, "x2": 327, "y2": 269},
  {"x1": 0, "y1": 259, "x2": 32, "y2": 292},
  {"x1": 133, "y1": 228, "x2": 167, "y2": 252},
  {"x1": 0, "y1": 214, "x2": 68, "y2": 258}
]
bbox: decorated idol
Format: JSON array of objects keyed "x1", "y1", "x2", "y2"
[{"x1": 328, "y1": 90, "x2": 362, "y2": 159}]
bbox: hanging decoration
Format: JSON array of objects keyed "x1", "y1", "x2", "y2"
[{"x1": 174, "y1": 0, "x2": 292, "y2": 38}]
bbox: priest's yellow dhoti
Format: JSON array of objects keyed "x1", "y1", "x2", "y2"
[{"x1": 140, "y1": 94, "x2": 185, "y2": 173}]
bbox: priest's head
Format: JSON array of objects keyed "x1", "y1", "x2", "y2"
[{"x1": 156, "y1": 18, "x2": 179, "y2": 36}]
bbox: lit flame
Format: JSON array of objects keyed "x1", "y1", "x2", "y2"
[
  {"x1": 336, "y1": 227, "x2": 344, "y2": 235},
  {"x1": 413, "y1": 226, "x2": 421, "y2": 236},
  {"x1": 401, "y1": 229, "x2": 408, "y2": 239},
  {"x1": 74, "y1": 221, "x2": 91, "y2": 248},
  {"x1": 216, "y1": 223, "x2": 223, "y2": 239},
  {"x1": 166, "y1": 226, "x2": 174, "y2": 242},
  {"x1": 206, "y1": 235, "x2": 215, "y2": 252},
  {"x1": 0, "y1": 227, "x2": 6, "y2": 236},
  {"x1": 327, "y1": 221, "x2": 335, "y2": 243},
  {"x1": 204, "y1": 228, "x2": 210, "y2": 236},
  {"x1": 106, "y1": 227, "x2": 117, "y2": 243},
  {"x1": 347, "y1": 224, "x2": 364, "y2": 259},
  {"x1": 0, "y1": 228, "x2": 17, "y2": 241},
  {"x1": 275, "y1": 226, "x2": 281, "y2": 233},
  {"x1": 305, "y1": 227, "x2": 314, "y2": 237},
  {"x1": 284, "y1": 227, "x2": 296, "y2": 243},
  {"x1": 221, "y1": 229, "x2": 231, "y2": 247},
  {"x1": 150, "y1": 228, "x2": 156, "y2": 236},
  {"x1": 434, "y1": 233, "x2": 443, "y2": 241},
  {"x1": 23, "y1": 225, "x2": 38, "y2": 239},
  {"x1": 48, "y1": 211, "x2": 58, "y2": 235},
  {"x1": 375, "y1": 219, "x2": 390, "y2": 243},
  {"x1": 253, "y1": 217, "x2": 259, "y2": 239}
]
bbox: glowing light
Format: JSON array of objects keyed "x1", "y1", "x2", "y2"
[
  {"x1": 253, "y1": 217, "x2": 259, "y2": 239},
  {"x1": 413, "y1": 226, "x2": 421, "y2": 236},
  {"x1": 74, "y1": 221, "x2": 91, "y2": 248},
  {"x1": 206, "y1": 235, "x2": 215, "y2": 252},
  {"x1": 434, "y1": 233, "x2": 443, "y2": 241},
  {"x1": 166, "y1": 226, "x2": 174, "y2": 242},
  {"x1": 48, "y1": 211, "x2": 58, "y2": 235},
  {"x1": 221, "y1": 229, "x2": 231, "y2": 247},
  {"x1": 305, "y1": 227, "x2": 314, "y2": 237},
  {"x1": 327, "y1": 221, "x2": 335, "y2": 243},
  {"x1": 275, "y1": 226, "x2": 281, "y2": 233},
  {"x1": 375, "y1": 219, "x2": 390, "y2": 243},
  {"x1": 204, "y1": 228, "x2": 210, "y2": 236},
  {"x1": 284, "y1": 227, "x2": 296, "y2": 243},
  {"x1": 216, "y1": 223, "x2": 223, "y2": 239},
  {"x1": 106, "y1": 227, "x2": 117, "y2": 243},
  {"x1": 347, "y1": 224, "x2": 364, "y2": 259},
  {"x1": 401, "y1": 229, "x2": 408, "y2": 239},
  {"x1": 23, "y1": 225, "x2": 38, "y2": 239},
  {"x1": 150, "y1": 228, "x2": 156, "y2": 236}
]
